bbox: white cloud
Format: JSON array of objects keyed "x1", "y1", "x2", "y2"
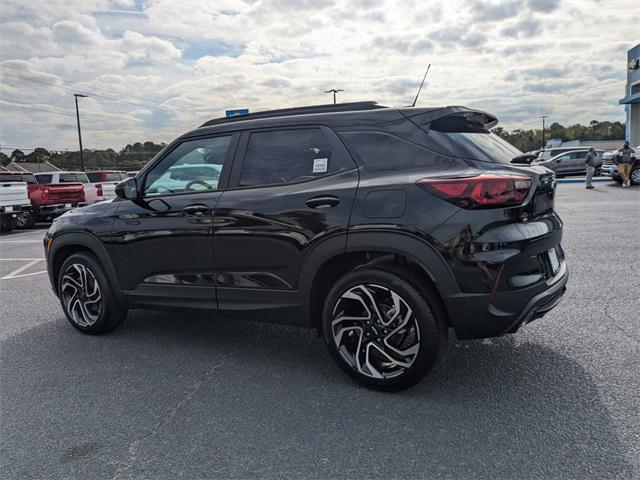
[{"x1": 0, "y1": 0, "x2": 637, "y2": 150}]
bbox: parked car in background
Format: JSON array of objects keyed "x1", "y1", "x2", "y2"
[
  {"x1": 0, "y1": 171, "x2": 86, "y2": 225},
  {"x1": 127, "y1": 171, "x2": 139, "y2": 178},
  {"x1": 45, "y1": 102, "x2": 568, "y2": 391},
  {"x1": 538, "y1": 149, "x2": 603, "y2": 176},
  {"x1": 86, "y1": 171, "x2": 129, "y2": 199},
  {"x1": 537, "y1": 147, "x2": 591, "y2": 161},
  {"x1": 0, "y1": 175, "x2": 33, "y2": 232},
  {"x1": 601, "y1": 146, "x2": 640, "y2": 185},
  {"x1": 35, "y1": 171, "x2": 103, "y2": 204}
]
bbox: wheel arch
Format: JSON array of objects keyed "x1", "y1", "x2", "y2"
[
  {"x1": 49, "y1": 232, "x2": 122, "y2": 300},
  {"x1": 300, "y1": 230, "x2": 459, "y2": 334}
]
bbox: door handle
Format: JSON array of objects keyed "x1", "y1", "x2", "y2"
[
  {"x1": 182, "y1": 204, "x2": 209, "y2": 216},
  {"x1": 305, "y1": 195, "x2": 340, "y2": 209}
]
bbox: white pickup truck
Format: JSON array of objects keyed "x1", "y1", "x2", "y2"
[
  {"x1": 86, "y1": 170, "x2": 129, "y2": 199},
  {"x1": 0, "y1": 178, "x2": 33, "y2": 232},
  {"x1": 34, "y1": 171, "x2": 104, "y2": 204}
]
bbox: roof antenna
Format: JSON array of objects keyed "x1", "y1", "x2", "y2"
[{"x1": 411, "y1": 63, "x2": 431, "y2": 107}]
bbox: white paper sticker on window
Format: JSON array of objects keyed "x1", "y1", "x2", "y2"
[{"x1": 313, "y1": 158, "x2": 328, "y2": 173}]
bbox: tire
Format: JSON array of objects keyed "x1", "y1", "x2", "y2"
[
  {"x1": 614, "y1": 175, "x2": 623, "y2": 185},
  {"x1": 15, "y1": 212, "x2": 36, "y2": 229},
  {"x1": 57, "y1": 252, "x2": 127, "y2": 334},
  {"x1": 631, "y1": 167, "x2": 640, "y2": 186},
  {"x1": 0, "y1": 215, "x2": 16, "y2": 233},
  {"x1": 322, "y1": 266, "x2": 447, "y2": 391}
]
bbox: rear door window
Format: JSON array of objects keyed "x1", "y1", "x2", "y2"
[{"x1": 239, "y1": 128, "x2": 349, "y2": 187}]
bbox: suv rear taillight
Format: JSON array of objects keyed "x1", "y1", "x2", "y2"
[
  {"x1": 417, "y1": 174, "x2": 532, "y2": 209},
  {"x1": 96, "y1": 184, "x2": 103, "y2": 197},
  {"x1": 41, "y1": 187, "x2": 49, "y2": 201}
]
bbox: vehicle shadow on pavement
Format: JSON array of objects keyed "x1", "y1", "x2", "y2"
[{"x1": 1, "y1": 311, "x2": 634, "y2": 480}]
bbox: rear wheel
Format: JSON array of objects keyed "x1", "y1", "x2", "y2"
[
  {"x1": 322, "y1": 267, "x2": 447, "y2": 391},
  {"x1": 57, "y1": 252, "x2": 127, "y2": 334},
  {"x1": 631, "y1": 167, "x2": 640, "y2": 185},
  {"x1": 15, "y1": 212, "x2": 36, "y2": 229}
]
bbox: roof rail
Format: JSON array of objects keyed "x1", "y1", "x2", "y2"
[{"x1": 200, "y1": 101, "x2": 386, "y2": 127}]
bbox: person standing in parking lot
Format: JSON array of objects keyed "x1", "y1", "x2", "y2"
[
  {"x1": 616, "y1": 141, "x2": 635, "y2": 187},
  {"x1": 585, "y1": 147, "x2": 598, "y2": 189}
]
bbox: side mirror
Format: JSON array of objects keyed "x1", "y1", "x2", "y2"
[{"x1": 115, "y1": 177, "x2": 139, "y2": 200}]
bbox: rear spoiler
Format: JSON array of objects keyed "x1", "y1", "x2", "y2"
[{"x1": 401, "y1": 106, "x2": 498, "y2": 133}]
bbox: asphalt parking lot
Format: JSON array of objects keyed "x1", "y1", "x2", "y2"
[{"x1": 1, "y1": 182, "x2": 639, "y2": 480}]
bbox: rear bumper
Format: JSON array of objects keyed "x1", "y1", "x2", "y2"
[
  {"x1": 0, "y1": 204, "x2": 32, "y2": 215},
  {"x1": 446, "y1": 262, "x2": 568, "y2": 340}
]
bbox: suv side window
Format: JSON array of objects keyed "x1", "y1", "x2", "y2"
[
  {"x1": 341, "y1": 131, "x2": 444, "y2": 171},
  {"x1": 144, "y1": 135, "x2": 232, "y2": 197},
  {"x1": 240, "y1": 128, "x2": 347, "y2": 187}
]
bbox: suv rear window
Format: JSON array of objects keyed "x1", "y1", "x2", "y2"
[
  {"x1": 341, "y1": 131, "x2": 447, "y2": 171},
  {"x1": 425, "y1": 131, "x2": 523, "y2": 165},
  {"x1": 240, "y1": 128, "x2": 349, "y2": 186}
]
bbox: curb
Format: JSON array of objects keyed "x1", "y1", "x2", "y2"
[{"x1": 557, "y1": 177, "x2": 613, "y2": 184}]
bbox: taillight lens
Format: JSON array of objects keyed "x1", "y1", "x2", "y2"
[
  {"x1": 417, "y1": 174, "x2": 532, "y2": 209},
  {"x1": 96, "y1": 184, "x2": 103, "y2": 197},
  {"x1": 41, "y1": 187, "x2": 49, "y2": 201}
]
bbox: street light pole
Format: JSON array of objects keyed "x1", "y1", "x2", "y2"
[
  {"x1": 74, "y1": 93, "x2": 89, "y2": 172},
  {"x1": 540, "y1": 115, "x2": 548, "y2": 149},
  {"x1": 324, "y1": 89, "x2": 344, "y2": 104}
]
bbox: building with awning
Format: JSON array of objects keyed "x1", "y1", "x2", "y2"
[{"x1": 619, "y1": 43, "x2": 640, "y2": 146}]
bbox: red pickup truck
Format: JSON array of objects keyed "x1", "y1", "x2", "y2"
[{"x1": 0, "y1": 172, "x2": 86, "y2": 226}]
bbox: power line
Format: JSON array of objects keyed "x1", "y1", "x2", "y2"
[
  {"x1": 0, "y1": 98, "x2": 154, "y2": 128},
  {"x1": 1, "y1": 67, "x2": 166, "y2": 111},
  {"x1": 0, "y1": 64, "x2": 167, "y2": 110}
]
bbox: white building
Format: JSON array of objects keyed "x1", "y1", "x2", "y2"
[{"x1": 619, "y1": 43, "x2": 640, "y2": 146}]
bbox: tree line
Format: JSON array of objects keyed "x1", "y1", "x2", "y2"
[
  {"x1": 0, "y1": 120, "x2": 626, "y2": 170},
  {"x1": 0, "y1": 141, "x2": 166, "y2": 171},
  {"x1": 492, "y1": 120, "x2": 625, "y2": 152}
]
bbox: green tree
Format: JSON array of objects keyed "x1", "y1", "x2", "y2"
[{"x1": 10, "y1": 149, "x2": 25, "y2": 161}]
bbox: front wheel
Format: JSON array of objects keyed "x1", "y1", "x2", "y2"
[
  {"x1": 57, "y1": 252, "x2": 127, "y2": 334},
  {"x1": 322, "y1": 267, "x2": 447, "y2": 391},
  {"x1": 631, "y1": 167, "x2": 640, "y2": 185}
]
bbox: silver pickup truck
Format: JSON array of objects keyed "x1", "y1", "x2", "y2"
[
  {"x1": 600, "y1": 147, "x2": 640, "y2": 185},
  {"x1": 0, "y1": 178, "x2": 33, "y2": 232}
]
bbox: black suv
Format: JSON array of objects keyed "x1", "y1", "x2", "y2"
[{"x1": 45, "y1": 102, "x2": 568, "y2": 390}]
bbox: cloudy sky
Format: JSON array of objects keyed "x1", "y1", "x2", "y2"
[{"x1": 0, "y1": 0, "x2": 637, "y2": 151}]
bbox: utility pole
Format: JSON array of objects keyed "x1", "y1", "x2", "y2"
[
  {"x1": 324, "y1": 89, "x2": 343, "y2": 104},
  {"x1": 540, "y1": 115, "x2": 548, "y2": 149},
  {"x1": 74, "y1": 93, "x2": 89, "y2": 171}
]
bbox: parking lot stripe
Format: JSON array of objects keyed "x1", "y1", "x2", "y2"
[
  {"x1": 2, "y1": 259, "x2": 43, "y2": 279},
  {"x1": 1, "y1": 270, "x2": 47, "y2": 280},
  {"x1": 0, "y1": 240, "x2": 42, "y2": 244},
  {"x1": 0, "y1": 258, "x2": 45, "y2": 261},
  {"x1": 1, "y1": 229, "x2": 48, "y2": 236}
]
